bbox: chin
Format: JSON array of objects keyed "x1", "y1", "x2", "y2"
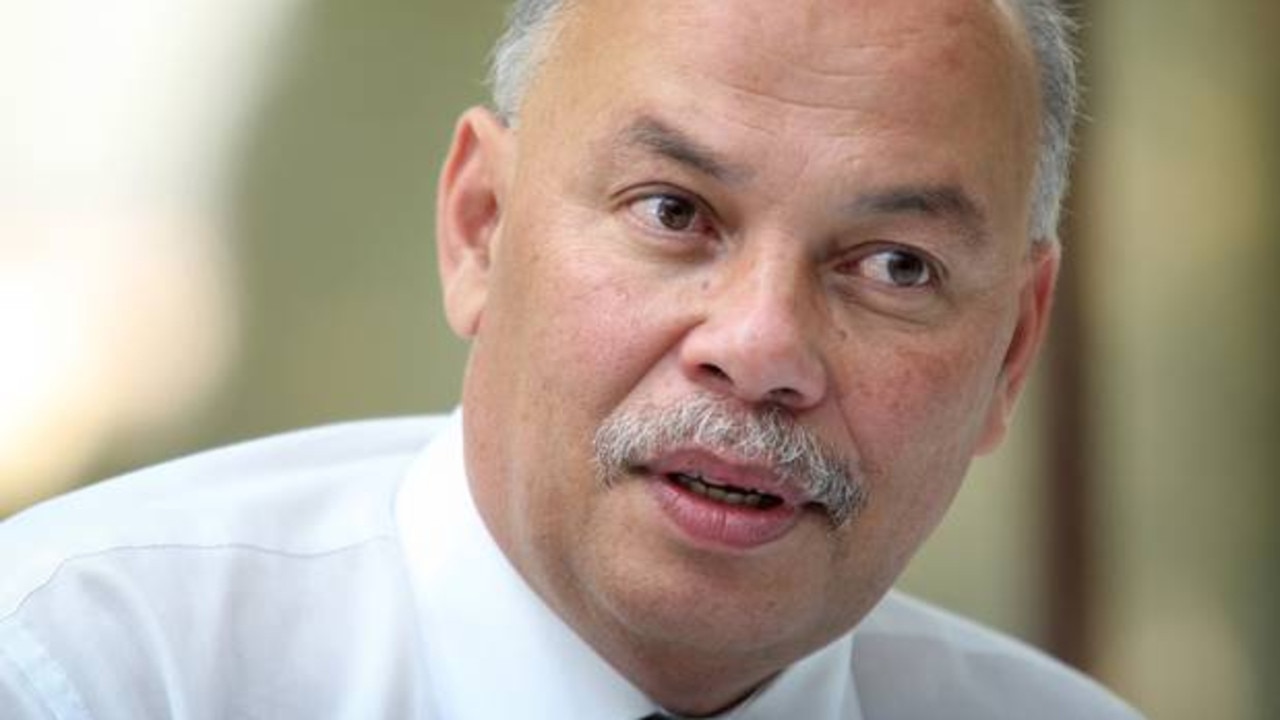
[{"x1": 587, "y1": 545, "x2": 835, "y2": 658}]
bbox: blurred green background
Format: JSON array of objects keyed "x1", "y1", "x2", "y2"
[{"x1": 2, "y1": 2, "x2": 1275, "y2": 718}]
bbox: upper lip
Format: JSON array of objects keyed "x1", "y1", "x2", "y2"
[{"x1": 640, "y1": 447, "x2": 811, "y2": 507}]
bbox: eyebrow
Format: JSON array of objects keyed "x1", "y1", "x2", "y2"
[
  {"x1": 618, "y1": 115, "x2": 750, "y2": 183},
  {"x1": 849, "y1": 185, "x2": 990, "y2": 245},
  {"x1": 614, "y1": 116, "x2": 990, "y2": 244}
]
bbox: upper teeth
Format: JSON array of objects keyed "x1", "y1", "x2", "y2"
[{"x1": 671, "y1": 472, "x2": 779, "y2": 509}]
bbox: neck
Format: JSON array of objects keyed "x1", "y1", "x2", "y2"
[
  {"x1": 609, "y1": 644, "x2": 779, "y2": 717},
  {"x1": 566, "y1": 597, "x2": 802, "y2": 717}
]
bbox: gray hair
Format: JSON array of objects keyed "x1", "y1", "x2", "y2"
[
  {"x1": 488, "y1": 0, "x2": 1079, "y2": 243},
  {"x1": 594, "y1": 394, "x2": 866, "y2": 526}
]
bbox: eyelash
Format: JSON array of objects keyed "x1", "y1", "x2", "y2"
[
  {"x1": 843, "y1": 246, "x2": 942, "y2": 290},
  {"x1": 621, "y1": 189, "x2": 945, "y2": 294},
  {"x1": 624, "y1": 190, "x2": 717, "y2": 239}
]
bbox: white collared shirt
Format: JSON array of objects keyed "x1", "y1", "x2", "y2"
[{"x1": 0, "y1": 413, "x2": 1142, "y2": 719}]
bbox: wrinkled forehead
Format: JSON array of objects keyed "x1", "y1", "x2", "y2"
[
  {"x1": 525, "y1": 0, "x2": 1036, "y2": 127},
  {"x1": 514, "y1": 0, "x2": 1041, "y2": 247}
]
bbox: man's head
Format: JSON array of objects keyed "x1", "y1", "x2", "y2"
[{"x1": 436, "y1": 0, "x2": 1076, "y2": 713}]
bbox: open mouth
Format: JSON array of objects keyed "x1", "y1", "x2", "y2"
[
  {"x1": 665, "y1": 471, "x2": 785, "y2": 510},
  {"x1": 636, "y1": 453, "x2": 807, "y2": 549}
]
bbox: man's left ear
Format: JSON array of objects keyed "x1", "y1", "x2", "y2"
[{"x1": 975, "y1": 241, "x2": 1061, "y2": 454}]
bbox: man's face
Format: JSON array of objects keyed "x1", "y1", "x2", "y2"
[{"x1": 439, "y1": 0, "x2": 1054, "y2": 703}]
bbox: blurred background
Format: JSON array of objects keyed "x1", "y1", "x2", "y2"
[{"x1": 0, "y1": 1, "x2": 1274, "y2": 717}]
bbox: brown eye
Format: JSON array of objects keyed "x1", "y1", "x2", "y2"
[
  {"x1": 658, "y1": 196, "x2": 697, "y2": 230},
  {"x1": 630, "y1": 194, "x2": 706, "y2": 233},
  {"x1": 858, "y1": 249, "x2": 934, "y2": 288}
]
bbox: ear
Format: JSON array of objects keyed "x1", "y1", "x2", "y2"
[
  {"x1": 974, "y1": 241, "x2": 1061, "y2": 454},
  {"x1": 436, "y1": 106, "x2": 513, "y2": 338}
]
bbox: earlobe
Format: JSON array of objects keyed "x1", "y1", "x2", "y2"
[
  {"x1": 975, "y1": 242, "x2": 1061, "y2": 455},
  {"x1": 436, "y1": 106, "x2": 513, "y2": 339}
]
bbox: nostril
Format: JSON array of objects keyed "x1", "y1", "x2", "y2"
[
  {"x1": 699, "y1": 363, "x2": 731, "y2": 383},
  {"x1": 765, "y1": 387, "x2": 801, "y2": 404}
]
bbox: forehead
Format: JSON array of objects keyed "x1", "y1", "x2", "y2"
[
  {"x1": 520, "y1": 0, "x2": 1038, "y2": 228},
  {"x1": 536, "y1": 0, "x2": 1032, "y2": 110}
]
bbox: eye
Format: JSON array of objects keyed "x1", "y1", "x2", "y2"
[
  {"x1": 628, "y1": 193, "x2": 711, "y2": 235},
  {"x1": 853, "y1": 248, "x2": 935, "y2": 288}
]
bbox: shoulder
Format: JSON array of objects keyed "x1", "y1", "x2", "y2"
[
  {"x1": 851, "y1": 590, "x2": 1144, "y2": 720},
  {"x1": 0, "y1": 416, "x2": 448, "y2": 718},
  {"x1": 0, "y1": 415, "x2": 447, "y2": 617}
]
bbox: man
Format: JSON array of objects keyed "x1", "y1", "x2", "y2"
[{"x1": 0, "y1": 0, "x2": 1142, "y2": 717}]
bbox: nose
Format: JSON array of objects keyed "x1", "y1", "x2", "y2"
[{"x1": 679, "y1": 260, "x2": 827, "y2": 410}]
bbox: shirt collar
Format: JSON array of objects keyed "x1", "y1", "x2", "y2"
[{"x1": 395, "y1": 411, "x2": 864, "y2": 720}]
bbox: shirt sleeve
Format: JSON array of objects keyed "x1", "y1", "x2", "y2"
[{"x1": 0, "y1": 618, "x2": 90, "y2": 720}]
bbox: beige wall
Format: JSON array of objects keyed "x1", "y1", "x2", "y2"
[{"x1": 1088, "y1": 1, "x2": 1277, "y2": 716}]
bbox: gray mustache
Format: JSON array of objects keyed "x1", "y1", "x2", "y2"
[{"x1": 593, "y1": 396, "x2": 867, "y2": 526}]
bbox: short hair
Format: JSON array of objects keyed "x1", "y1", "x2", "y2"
[{"x1": 488, "y1": 0, "x2": 1079, "y2": 243}]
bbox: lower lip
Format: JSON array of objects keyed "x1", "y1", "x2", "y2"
[{"x1": 645, "y1": 474, "x2": 806, "y2": 551}]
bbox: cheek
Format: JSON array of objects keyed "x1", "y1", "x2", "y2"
[
  {"x1": 490, "y1": 219, "x2": 680, "y2": 420},
  {"x1": 837, "y1": 332, "x2": 1005, "y2": 524},
  {"x1": 845, "y1": 338, "x2": 997, "y2": 444}
]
